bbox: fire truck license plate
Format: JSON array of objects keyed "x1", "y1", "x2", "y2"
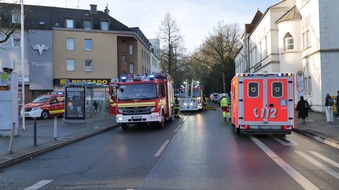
[
  {"x1": 259, "y1": 126, "x2": 271, "y2": 129},
  {"x1": 132, "y1": 116, "x2": 142, "y2": 120}
]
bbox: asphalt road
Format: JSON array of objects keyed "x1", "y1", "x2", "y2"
[{"x1": 0, "y1": 109, "x2": 338, "y2": 190}]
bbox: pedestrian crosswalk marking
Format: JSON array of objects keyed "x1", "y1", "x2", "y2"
[{"x1": 296, "y1": 151, "x2": 339, "y2": 180}]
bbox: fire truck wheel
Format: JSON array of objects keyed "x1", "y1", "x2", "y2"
[
  {"x1": 158, "y1": 113, "x2": 165, "y2": 128},
  {"x1": 234, "y1": 126, "x2": 240, "y2": 135},
  {"x1": 41, "y1": 111, "x2": 49, "y2": 119},
  {"x1": 121, "y1": 124, "x2": 129, "y2": 130}
]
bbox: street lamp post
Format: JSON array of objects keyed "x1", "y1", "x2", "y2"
[{"x1": 21, "y1": 0, "x2": 25, "y2": 130}]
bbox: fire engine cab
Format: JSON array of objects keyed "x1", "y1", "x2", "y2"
[
  {"x1": 231, "y1": 73, "x2": 295, "y2": 135},
  {"x1": 109, "y1": 73, "x2": 175, "y2": 130},
  {"x1": 178, "y1": 79, "x2": 203, "y2": 111}
]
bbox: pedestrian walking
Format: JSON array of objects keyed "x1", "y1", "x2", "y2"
[
  {"x1": 325, "y1": 93, "x2": 334, "y2": 123},
  {"x1": 335, "y1": 90, "x2": 339, "y2": 119},
  {"x1": 296, "y1": 96, "x2": 309, "y2": 123}
]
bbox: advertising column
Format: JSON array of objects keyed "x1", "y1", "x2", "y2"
[
  {"x1": 65, "y1": 86, "x2": 85, "y2": 121},
  {"x1": 0, "y1": 72, "x2": 18, "y2": 136}
]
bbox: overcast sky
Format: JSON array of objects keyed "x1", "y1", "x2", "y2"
[{"x1": 10, "y1": 0, "x2": 280, "y2": 54}]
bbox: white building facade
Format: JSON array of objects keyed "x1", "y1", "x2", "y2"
[
  {"x1": 235, "y1": 0, "x2": 339, "y2": 112},
  {"x1": 149, "y1": 39, "x2": 161, "y2": 73}
]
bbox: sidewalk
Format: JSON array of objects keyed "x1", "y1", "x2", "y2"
[
  {"x1": 1, "y1": 111, "x2": 338, "y2": 169},
  {"x1": 0, "y1": 112, "x2": 118, "y2": 169},
  {"x1": 293, "y1": 111, "x2": 339, "y2": 149}
]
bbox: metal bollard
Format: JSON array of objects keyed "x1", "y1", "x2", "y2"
[
  {"x1": 54, "y1": 117, "x2": 57, "y2": 140},
  {"x1": 33, "y1": 118, "x2": 37, "y2": 146},
  {"x1": 8, "y1": 123, "x2": 15, "y2": 154}
]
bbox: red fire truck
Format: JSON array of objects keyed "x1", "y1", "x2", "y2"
[
  {"x1": 178, "y1": 79, "x2": 204, "y2": 111},
  {"x1": 109, "y1": 73, "x2": 175, "y2": 130},
  {"x1": 231, "y1": 73, "x2": 295, "y2": 135}
]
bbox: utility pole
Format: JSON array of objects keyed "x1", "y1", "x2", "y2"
[{"x1": 21, "y1": 0, "x2": 25, "y2": 130}]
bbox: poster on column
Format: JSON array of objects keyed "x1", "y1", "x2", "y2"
[{"x1": 65, "y1": 86, "x2": 85, "y2": 119}]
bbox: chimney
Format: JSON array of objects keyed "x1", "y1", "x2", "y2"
[
  {"x1": 90, "y1": 4, "x2": 97, "y2": 13},
  {"x1": 104, "y1": 4, "x2": 110, "y2": 15}
]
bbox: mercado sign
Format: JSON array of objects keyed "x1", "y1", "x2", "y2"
[{"x1": 55, "y1": 78, "x2": 110, "y2": 86}]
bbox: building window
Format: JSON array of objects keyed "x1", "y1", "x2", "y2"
[
  {"x1": 12, "y1": 14, "x2": 21, "y2": 24},
  {"x1": 13, "y1": 36, "x2": 20, "y2": 47},
  {"x1": 284, "y1": 33, "x2": 294, "y2": 50},
  {"x1": 254, "y1": 46, "x2": 257, "y2": 64},
  {"x1": 84, "y1": 39, "x2": 92, "y2": 50},
  {"x1": 264, "y1": 36, "x2": 268, "y2": 56},
  {"x1": 129, "y1": 45, "x2": 133, "y2": 55},
  {"x1": 101, "y1": 21, "x2": 109, "y2": 30},
  {"x1": 66, "y1": 19, "x2": 74, "y2": 28},
  {"x1": 84, "y1": 20, "x2": 92, "y2": 29},
  {"x1": 66, "y1": 38, "x2": 74, "y2": 50},
  {"x1": 302, "y1": 30, "x2": 310, "y2": 49},
  {"x1": 67, "y1": 59, "x2": 75, "y2": 71},
  {"x1": 129, "y1": 63, "x2": 134, "y2": 73},
  {"x1": 304, "y1": 76, "x2": 312, "y2": 95},
  {"x1": 259, "y1": 42, "x2": 262, "y2": 60},
  {"x1": 85, "y1": 59, "x2": 92, "y2": 71}
]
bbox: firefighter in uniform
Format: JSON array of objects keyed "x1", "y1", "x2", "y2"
[
  {"x1": 203, "y1": 94, "x2": 209, "y2": 111},
  {"x1": 174, "y1": 96, "x2": 180, "y2": 119},
  {"x1": 220, "y1": 96, "x2": 230, "y2": 122}
]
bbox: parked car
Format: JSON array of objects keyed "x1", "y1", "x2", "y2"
[
  {"x1": 209, "y1": 93, "x2": 218, "y2": 101},
  {"x1": 21, "y1": 92, "x2": 65, "y2": 119},
  {"x1": 210, "y1": 93, "x2": 218, "y2": 102}
]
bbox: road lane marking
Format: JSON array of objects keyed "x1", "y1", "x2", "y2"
[
  {"x1": 271, "y1": 136, "x2": 298, "y2": 146},
  {"x1": 296, "y1": 151, "x2": 339, "y2": 179},
  {"x1": 174, "y1": 125, "x2": 181, "y2": 133},
  {"x1": 154, "y1": 140, "x2": 170, "y2": 157},
  {"x1": 250, "y1": 137, "x2": 319, "y2": 190},
  {"x1": 183, "y1": 116, "x2": 187, "y2": 122},
  {"x1": 309, "y1": 151, "x2": 339, "y2": 168},
  {"x1": 24, "y1": 180, "x2": 53, "y2": 190}
]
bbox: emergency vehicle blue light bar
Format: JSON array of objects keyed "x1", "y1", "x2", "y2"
[
  {"x1": 121, "y1": 76, "x2": 127, "y2": 82},
  {"x1": 149, "y1": 74, "x2": 155, "y2": 80},
  {"x1": 278, "y1": 73, "x2": 292, "y2": 77},
  {"x1": 239, "y1": 73, "x2": 254, "y2": 77}
]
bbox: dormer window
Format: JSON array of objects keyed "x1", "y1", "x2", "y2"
[
  {"x1": 84, "y1": 20, "x2": 92, "y2": 29},
  {"x1": 65, "y1": 19, "x2": 74, "y2": 28},
  {"x1": 101, "y1": 21, "x2": 109, "y2": 30},
  {"x1": 284, "y1": 33, "x2": 294, "y2": 51}
]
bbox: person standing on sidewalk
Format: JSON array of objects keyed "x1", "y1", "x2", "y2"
[
  {"x1": 325, "y1": 93, "x2": 334, "y2": 123},
  {"x1": 296, "y1": 96, "x2": 308, "y2": 123},
  {"x1": 335, "y1": 90, "x2": 339, "y2": 119}
]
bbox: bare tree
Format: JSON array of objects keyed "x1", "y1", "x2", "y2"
[
  {"x1": 194, "y1": 21, "x2": 241, "y2": 93},
  {"x1": 157, "y1": 12, "x2": 186, "y2": 87},
  {"x1": 0, "y1": 1, "x2": 22, "y2": 44}
]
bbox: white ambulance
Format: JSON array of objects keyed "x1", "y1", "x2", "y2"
[{"x1": 231, "y1": 73, "x2": 295, "y2": 135}]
